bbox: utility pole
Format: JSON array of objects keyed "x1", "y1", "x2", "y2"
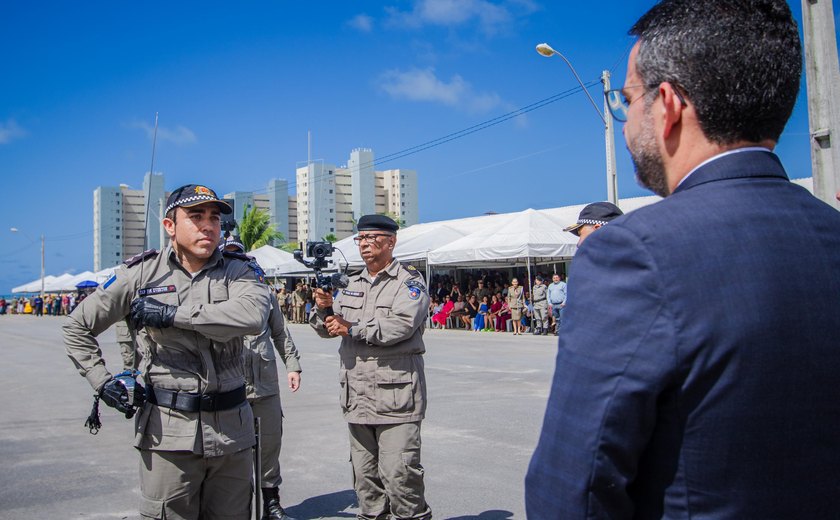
[
  {"x1": 602, "y1": 70, "x2": 618, "y2": 205},
  {"x1": 802, "y1": 0, "x2": 840, "y2": 210}
]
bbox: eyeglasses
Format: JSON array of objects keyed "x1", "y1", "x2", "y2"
[
  {"x1": 353, "y1": 233, "x2": 391, "y2": 245},
  {"x1": 604, "y1": 83, "x2": 687, "y2": 123}
]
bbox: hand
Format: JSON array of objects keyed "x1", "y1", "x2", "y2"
[
  {"x1": 313, "y1": 288, "x2": 333, "y2": 310},
  {"x1": 99, "y1": 377, "x2": 135, "y2": 418},
  {"x1": 325, "y1": 314, "x2": 352, "y2": 337},
  {"x1": 130, "y1": 297, "x2": 177, "y2": 329},
  {"x1": 288, "y1": 372, "x2": 301, "y2": 392}
]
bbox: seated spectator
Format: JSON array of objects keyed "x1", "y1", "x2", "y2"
[
  {"x1": 429, "y1": 297, "x2": 441, "y2": 318},
  {"x1": 496, "y1": 298, "x2": 511, "y2": 332},
  {"x1": 486, "y1": 295, "x2": 502, "y2": 331},
  {"x1": 432, "y1": 295, "x2": 455, "y2": 329},
  {"x1": 449, "y1": 294, "x2": 467, "y2": 327},
  {"x1": 463, "y1": 295, "x2": 479, "y2": 329}
]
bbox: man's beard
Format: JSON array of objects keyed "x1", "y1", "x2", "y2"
[{"x1": 630, "y1": 113, "x2": 670, "y2": 197}]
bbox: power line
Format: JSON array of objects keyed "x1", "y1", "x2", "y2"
[{"x1": 241, "y1": 79, "x2": 603, "y2": 197}]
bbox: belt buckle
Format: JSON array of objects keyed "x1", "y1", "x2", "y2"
[{"x1": 200, "y1": 393, "x2": 216, "y2": 411}]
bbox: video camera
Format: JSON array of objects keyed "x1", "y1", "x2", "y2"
[
  {"x1": 293, "y1": 241, "x2": 349, "y2": 316},
  {"x1": 221, "y1": 218, "x2": 237, "y2": 239}
]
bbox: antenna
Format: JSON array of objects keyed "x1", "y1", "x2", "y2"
[{"x1": 139, "y1": 112, "x2": 159, "y2": 292}]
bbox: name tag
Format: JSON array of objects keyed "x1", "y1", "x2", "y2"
[
  {"x1": 138, "y1": 285, "x2": 177, "y2": 297},
  {"x1": 342, "y1": 289, "x2": 364, "y2": 297}
]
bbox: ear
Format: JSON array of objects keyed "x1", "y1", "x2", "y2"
[
  {"x1": 163, "y1": 217, "x2": 176, "y2": 238},
  {"x1": 659, "y1": 82, "x2": 684, "y2": 140}
]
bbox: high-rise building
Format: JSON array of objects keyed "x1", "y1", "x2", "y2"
[
  {"x1": 94, "y1": 148, "x2": 418, "y2": 265},
  {"x1": 295, "y1": 148, "x2": 419, "y2": 244},
  {"x1": 93, "y1": 172, "x2": 166, "y2": 271}
]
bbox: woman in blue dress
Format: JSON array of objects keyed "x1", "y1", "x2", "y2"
[{"x1": 474, "y1": 295, "x2": 489, "y2": 331}]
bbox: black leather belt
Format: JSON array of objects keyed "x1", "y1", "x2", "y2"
[{"x1": 147, "y1": 385, "x2": 247, "y2": 413}]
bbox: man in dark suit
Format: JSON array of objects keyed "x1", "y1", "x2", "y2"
[{"x1": 526, "y1": 1, "x2": 840, "y2": 518}]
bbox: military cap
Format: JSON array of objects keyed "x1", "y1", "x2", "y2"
[
  {"x1": 220, "y1": 235, "x2": 245, "y2": 253},
  {"x1": 165, "y1": 184, "x2": 232, "y2": 215},
  {"x1": 357, "y1": 214, "x2": 399, "y2": 233},
  {"x1": 563, "y1": 202, "x2": 624, "y2": 236}
]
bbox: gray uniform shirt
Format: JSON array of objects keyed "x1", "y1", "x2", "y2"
[
  {"x1": 243, "y1": 298, "x2": 301, "y2": 399},
  {"x1": 63, "y1": 245, "x2": 270, "y2": 457},
  {"x1": 310, "y1": 259, "x2": 430, "y2": 425},
  {"x1": 532, "y1": 284, "x2": 548, "y2": 305}
]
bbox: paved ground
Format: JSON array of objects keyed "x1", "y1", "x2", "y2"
[{"x1": 0, "y1": 315, "x2": 559, "y2": 519}]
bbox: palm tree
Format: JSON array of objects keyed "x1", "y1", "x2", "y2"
[
  {"x1": 238, "y1": 205, "x2": 285, "y2": 251},
  {"x1": 324, "y1": 233, "x2": 338, "y2": 243}
]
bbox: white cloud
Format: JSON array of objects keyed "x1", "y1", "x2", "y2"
[
  {"x1": 348, "y1": 13, "x2": 374, "y2": 32},
  {"x1": 129, "y1": 120, "x2": 197, "y2": 146},
  {"x1": 0, "y1": 118, "x2": 28, "y2": 144},
  {"x1": 386, "y1": 0, "x2": 526, "y2": 34},
  {"x1": 378, "y1": 67, "x2": 503, "y2": 114}
]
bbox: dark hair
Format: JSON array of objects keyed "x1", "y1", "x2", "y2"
[
  {"x1": 630, "y1": 0, "x2": 801, "y2": 145},
  {"x1": 165, "y1": 208, "x2": 177, "y2": 222}
]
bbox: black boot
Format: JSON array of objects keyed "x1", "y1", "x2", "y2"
[{"x1": 261, "y1": 487, "x2": 297, "y2": 520}]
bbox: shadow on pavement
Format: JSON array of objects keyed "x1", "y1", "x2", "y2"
[
  {"x1": 285, "y1": 488, "x2": 357, "y2": 518},
  {"x1": 445, "y1": 510, "x2": 515, "y2": 520}
]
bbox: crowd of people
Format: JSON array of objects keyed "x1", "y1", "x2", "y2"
[
  {"x1": 273, "y1": 283, "x2": 314, "y2": 324},
  {"x1": 427, "y1": 271, "x2": 567, "y2": 335},
  {"x1": 0, "y1": 291, "x2": 90, "y2": 316}
]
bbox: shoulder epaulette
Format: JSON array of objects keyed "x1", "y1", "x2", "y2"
[
  {"x1": 223, "y1": 251, "x2": 267, "y2": 284},
  {"x1": 401, "y1": 263, "x2": 422, "y2": 277},
  {"x1": 222, "y1": 250, "x2": 251, "y2": 262},
  {"x1": 124, "y1": 249, "x2": 159, "y2": 268}
]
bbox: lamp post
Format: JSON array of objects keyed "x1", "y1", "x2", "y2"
[
  {"x1": 10, "y1": 227, "x2": 45, "y2": 296},
  {"x1": 536, "y1": 43, "x2": 618, "y2": 205}
]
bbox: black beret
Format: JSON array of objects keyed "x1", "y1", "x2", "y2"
[
  {"x1": 165, "y1": 184, "x2": 232, "y2": 215},
  {"x1": 357, "y1": 214, "x2": 399, "y2": 233}
]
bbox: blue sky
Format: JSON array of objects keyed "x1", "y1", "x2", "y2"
[{"x1": 1, "y1": 1, "x2": 837, "y2": 293}]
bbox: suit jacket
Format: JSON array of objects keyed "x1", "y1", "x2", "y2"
[{"x1": 525, "y1": 150, "x2": 840, "y2": 519}]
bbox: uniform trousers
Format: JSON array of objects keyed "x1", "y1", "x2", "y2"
[
  {"x1": 249, "y1": 393, "x2": 284, "y2": 488},
  {"x1": 349, "y1": 421, "x2": 431, "y2": 520},
  {"x1": 532, "y1": 303, "x2": 548, "y2": 330},
  {"x1": 138, "y1": 448, "x2": 252, "y2": 520}
]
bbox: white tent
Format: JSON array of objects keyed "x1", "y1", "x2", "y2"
[
  {"x1": 334, "y1": 223, "x2": 472, "y2": 267},
  {"x1": 12, "y1": 275, "x2": 58, "y2": 294},
  {"x1": 248, "y1": 245, "x2": 296, "y2": 276},
  {"x1": 60, "y1": 271, "x2": 97, "y2": 290},
  {"x1": 428, "y1": 208, "x2": 579, "y2": 266}
]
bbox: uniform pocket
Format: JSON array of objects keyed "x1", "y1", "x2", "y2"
[
  {"x1": 339, "y1": 300, "x2": 363, "y2": 323},
  {"x1": 375, "y1": 368, "x2": 415, "y2": 414},
  {"x1": 339, "y1": 368, "x2": 350, "y2": 413},
  {"x1": 138, "y1": 495, "x2": 165, "y2": 519},
  {"x1": 257, "y1": 350, "x2": 280, "y2": 389},
  {"x1": 210, "y1": 285, "x2": 229, "y2": 303}
]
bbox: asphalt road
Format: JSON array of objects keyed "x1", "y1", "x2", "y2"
[{"x1": 0, "y1": 315, "x2": 558, "y2": 519}]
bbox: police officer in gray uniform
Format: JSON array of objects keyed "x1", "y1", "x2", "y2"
[
  {"x1": 64, "y1": 184, "x2": 270, "y2": 520},
  {"x1": 114, "y1": 319, "x2": 139, "y2": 370},
  {"x1": 531, "y1": 275, "x2": 549, "y2": 335},
  {"x1": 311, "y1": 214, "x2": 432, "y2": 520},
  {"x1": 222, "y1": 236, "x2": 301, "y2": 520}
]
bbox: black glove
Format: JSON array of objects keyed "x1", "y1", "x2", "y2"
[
  {"x1": 99, "y1": 371, "x2": 146, "y2": 419},
  {"x1": 130, "y1": 297, "x2": 177, "y2": 330},
  {"x1": 99, "y1": 378, "x2": 134, "y2": 418}
]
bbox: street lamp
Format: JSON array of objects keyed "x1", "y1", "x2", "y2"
[
  {"x1": 536, "y1": 43, "x2": 619, "y2": 205},
  {"x1": 10, "y1": 227, "x2": 45, "y2": 296}
]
